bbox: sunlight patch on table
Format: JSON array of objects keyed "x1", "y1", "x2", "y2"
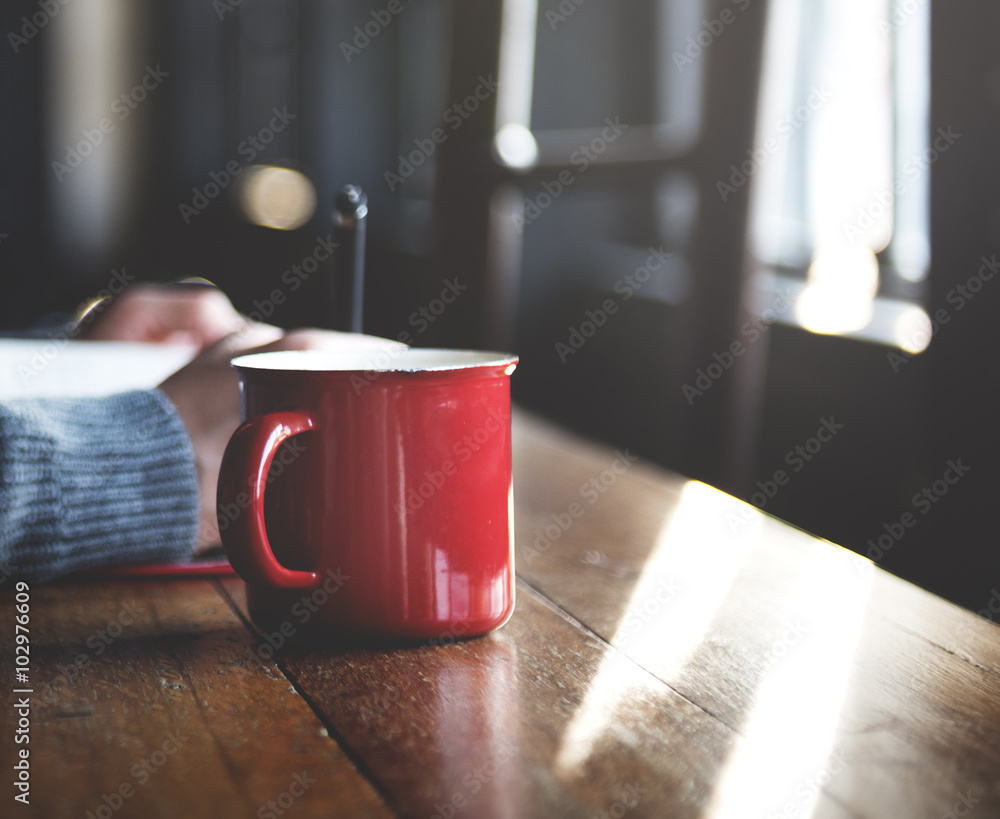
[
  {"x1": 701, "y1": 544, "x2": 872, "y2": 819},
  {"x1": 555, "y1": 481, "x2": 756, "y2": 775}
]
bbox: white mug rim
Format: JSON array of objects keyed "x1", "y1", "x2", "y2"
[{"x1": 231, "y1": 347, "x2": 517, "y2": 374}]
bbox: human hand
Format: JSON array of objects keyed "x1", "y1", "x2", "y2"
[
  {"x1": 78, "y1": 283, "x2": 246, "y2": 350},
  {"x1": 158, "y1": 325, "x2": 407, "y2": 554}
]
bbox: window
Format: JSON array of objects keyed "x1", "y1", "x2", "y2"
[{"x1": 750, "y1": 0, "x2": 932, "y2": 353}]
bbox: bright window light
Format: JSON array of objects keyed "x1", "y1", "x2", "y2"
[{"x1": 751, "y1": 0, "x2": 931, "y2": 348}]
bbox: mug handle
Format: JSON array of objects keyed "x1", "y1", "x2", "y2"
[{"x1": 217, "y1": 411, "x2": 318, "y2": 589}]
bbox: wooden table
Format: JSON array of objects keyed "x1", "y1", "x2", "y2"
[{"x1": 3, "y1": 411, "x2": 1000, "y2": 818}]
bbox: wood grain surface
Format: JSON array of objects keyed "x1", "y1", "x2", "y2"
[
  {"x1": 0, "y1": 579, "x2": 390, "y2": 818},
  {"x1": 1, "y1": 410, "x2": 998, "y2": 818},
  {"x1": 511, "y1": 413, "x2": 1000, "y2": 819}
]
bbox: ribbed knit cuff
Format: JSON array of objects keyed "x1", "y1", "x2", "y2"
[{"x1": 0, "y1": 390, "x2": 199, "y2": 581}]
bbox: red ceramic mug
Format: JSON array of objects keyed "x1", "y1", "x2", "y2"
[{"x1": 217, "y1": 348, "x2": 518, "y2": 642}]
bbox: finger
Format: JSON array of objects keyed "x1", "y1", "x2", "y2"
[
  {"x1": 264, "y1": 328, "x2": 409, "y2": 354},
  {"x1": 205, "y1": 326, "x2": 407, "y2": 363},
  {"x1": 80, "y1": 284, "x2": 246, "y2": 348},
  {"x1": 201, "y1": 321, "x2": 287, "y2": 360},
  {"x1": 141, "y1": 287, "x2": 246, "y2": 348}
]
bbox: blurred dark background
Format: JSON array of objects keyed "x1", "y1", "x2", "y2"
[{"x1": 1, "y1": 0, "x2": 998, "y2": 614}]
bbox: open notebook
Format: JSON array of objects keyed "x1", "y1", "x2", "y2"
[{"x1": 0, "y1": 339, "x2": 235, "y2": 576}]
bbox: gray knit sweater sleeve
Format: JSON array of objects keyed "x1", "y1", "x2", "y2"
[{"x1": 0, "y1": 390, "x2": 200, "y2": 580}]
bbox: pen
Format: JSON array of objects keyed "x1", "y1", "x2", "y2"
[{"x1": 332, "y1": 184, "x2": 367, "y2": 333}]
